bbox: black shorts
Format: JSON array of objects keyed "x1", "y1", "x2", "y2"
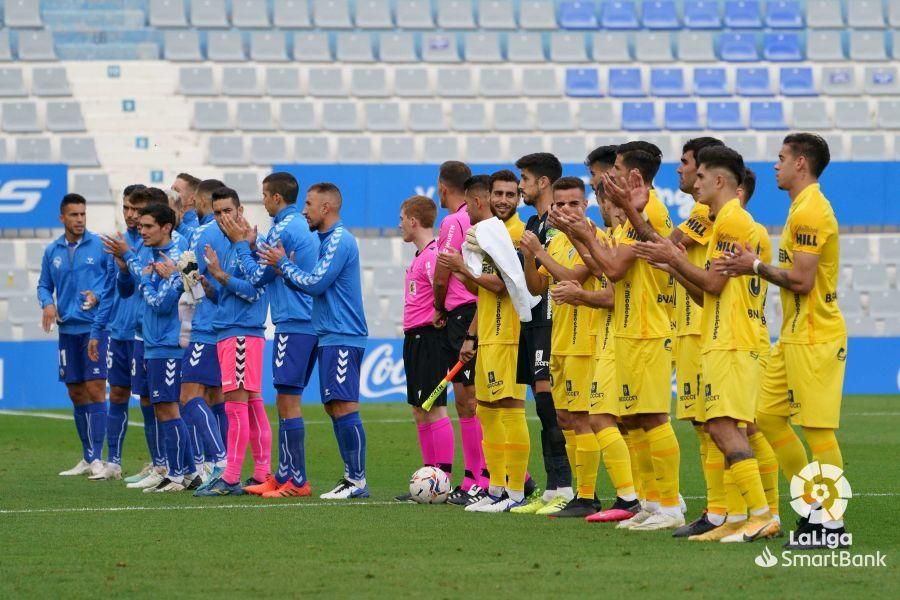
[
  {"x1": 404, "y1": 326, "x2": 448, "y2": 407},
  {"x1": 516, "y1": 325, "x2": 552, "y2": 386},
  {"x1": 442, "y1": 302, "x2": 476, "y2": 386}
]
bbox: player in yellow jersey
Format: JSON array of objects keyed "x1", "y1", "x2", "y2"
[
  {"x1": 635, "y1": 146, "x2": 781, "y2": 543},
  {"x1": 719, "y1": 134, "x2": 848, "y2": 549}
]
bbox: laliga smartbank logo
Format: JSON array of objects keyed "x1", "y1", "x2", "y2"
[{"x1": 790, "y1": 461, "x2": 851, "y2": 523}]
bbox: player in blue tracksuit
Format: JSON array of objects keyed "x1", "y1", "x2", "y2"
[
  {"x1": 259, "y1": 182, "x2": 370, "y2": 500},
  {"x1": 173, "y1": 173, "x2": 201, "y2": 240},
  {"x1": 224, "y1": 172, "x2": 320, "y2": 498},
  {"x1": 38, "y1": 194, "x2": 115, "y2": 478}
]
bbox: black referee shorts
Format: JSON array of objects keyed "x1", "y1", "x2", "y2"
[
  {"x1": 404, "y1": 326, "x2": 448, "y2": 407},
  {"x1": 442, "y1": 302, "x2": 476, "y2": 386}
]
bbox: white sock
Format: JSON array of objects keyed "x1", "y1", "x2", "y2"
[
  {"x1": 620, "y1": 492, "x2": 638, "y2": 502},
  {"x1": 644, "y1": 500, "x2": 660, "y2": 513},
  {"x1": 348, "y1": 477, "x2": 366, "y2": 489},
  {"x1": 660, "y1": 505, "x2": 681, "y2": 518},
  {"x1": 542, "y1": 489, "x2": 557, "y2": 502},
  {"x1": 708, "y1": 512, "x2": 726, "y2": 526},
  {"x1": 488, "y1": 485, "x2": 504, "y2": 498},
  {"x1": 168, "y1": 475, "x2": 184, "y2": 485},
  {"x1": 508, "y1": 490, "x2": 525, "y2": 502},
  {"x1": 556, "y1": 486, "x2": 574, "y2": 501},
  {"x1": 726, "y1": 514, "x2": 747, "y2": 523}
]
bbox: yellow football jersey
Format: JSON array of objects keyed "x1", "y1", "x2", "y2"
[
  {"x1": 702, "y1": 199, "x2": 761, "y2": 353},
  {"x1": 616, "y1": 190, "x2": 674, "y2": 339},
  {"x1": 540, "y1": 231, "x2": 599, "y2": 356},
  {"x1": 505, "y1": 213, "x2": 525, "y2": 248},
  {"x1": 574, "y1": 226, "x2": 618, "y2": 360},
  {"x1": 753, "y1": 222, "x2": 773, "y2": 351},
  {"x1": 778, "y1": 184, "x2": 846, "y2": 344},
  {"x1": 476, "y1": 216, "x2": 524, "y2": 346},
  {"x1": 675, "y1": 202, "x2": 714, "y2": 337}
]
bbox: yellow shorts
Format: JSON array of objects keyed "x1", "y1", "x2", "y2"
[
  {"x1": 590, "y1": 356, "x2": 618, "y2": 416},
  {"x1": 675, "y1": 334, "x2": 703, "y2": 422},
  {"x1": 757, "y1": 341, "x2": 771, "y2": 375},
  {"x1": 551, "y1": 354, "x2": 593, "y2": 413},
  {"x1": 475, "y1": 344, "x2": 526, "y2": 402},
  {"x1": 615, "y1": 336, "x2": 672, "y2": 416},
  {"x1": 757, "y1": 338, "x2": 847, "y2": 428},
  {"x1": 702, "y1": 350, "x2": 760, "y2": 423}
]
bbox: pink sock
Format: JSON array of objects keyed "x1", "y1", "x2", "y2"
[
  {"x1": 416, "y1": 422, "x2": 434, "y2": 466},
  {"x1": 430, "y1": 417, "x2": 455, "y2": 478},
  {"x1": 224, "y1": 401, "x2": 249, "y2": 485},
  {"x1": 459, "y1": 416, "x2": 485, "y2": 491},
  {"x1": 247, "y1": 397, "x2": 272, "y2": 481}
]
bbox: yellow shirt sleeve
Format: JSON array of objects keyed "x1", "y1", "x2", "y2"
[
  {"x1": 677, "y1": 202, "x2": 714, "y2": 246},
  {"x1": 788, "y1": 202, "x2": 833, "y2": 256}
]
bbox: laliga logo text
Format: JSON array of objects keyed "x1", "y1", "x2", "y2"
[
  {"x1": 0, "y1": 179, "x2": 51, "y2": 213},
  {"x1": 790, "y1": 461, "x2": 852, "y2": 524},
  {"x1": 360, "y1": 343, "x2": 406, "y2": 399}
]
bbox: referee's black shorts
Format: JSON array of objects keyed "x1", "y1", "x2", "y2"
[
  {"x1": 404, "y1": 325, "x2": 448, "y2": 407},
  {"x1": 441, "y1": 302, "x2": 476, "y2": 386}
]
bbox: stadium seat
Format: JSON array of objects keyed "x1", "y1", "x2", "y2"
[
  {"x1": 31, "y1": 67, "x2": 71, "y2": 97},
  {"x1": 409, "y1": 102, "x2": 446, "y2": 132},
  {"x1": 893, "y1": 30, "x2": 900, "y2": 60},
  {"x1": 190, "y1": 0, "x2": 228, "y2": 27},
  {"x1": 464, "y1": 32, "x2": 503, "y2": 62},
  {"x1": 550, "y1": 32, "x2": 588, "y2": 62},
  {"x1": 380, "y1": 136, "x2": 417, "y2": 163},
  {"x1": 693, "y1": 67, "x2": 728, "y2": 96},
  {"x1": 222, "y1": 172, "x2": 259, "y2": 203},
  {"x1": 864, "y1": 67, "x2": 900, "y2": 96},
  {"x1": 437, "y1": 68, "x2": 475, "y2": 97},
  {"x1": 322, "y1": 102, "x2": 360, "y2": 131},
  {"x1": 222, "y1": 67, "x2": 259, "y2": 96},
  {"x1": 8, "y1": 294, "x2": 37, "y2": 324},
  {"x1": 665, "y1": 101, "x2": 700, "y2": 130},
  {"x1": 764, "y1": 33, "x2": 802, "y2": 61},
  {"x1": 422, "y1": 33, "x2": 461, "y2": 63},
  {"x1": 792, "y1": 100, "x2": 832, "y2": 130},
  {"x1": 1, "y1": 102, "x2": 38, "y2": 132},
  {"x1": 351, "y1": 68, "x2": 389, "y2": 97},
  {"x1": 451, "y1": 102, "x2": 488, "y2": 131},
  {"x1": 509, "y1": 135, "x2": 545, "y2": 155},
  {"x1": 274, "y1": 0, "x2": 312, "y2": 28},
  {"x1": 294, "y1": 136, "x2": 333, "y2": 163},
  {"x1": 779, "y1": 67, "x2": 816, "y2": 96},
  {"x1": 251, "y1": 32, "x2": 288, "y2": 62},
  {"x1": 592, "y1": 32, "x2": 632, "y2": 62},
  {"x1": 232, "y1": 0, "x2": 271, "y2": 27},
  {"x1": 749, "y1": 101, "x2": 786, "y2": 129},
  {"x1": 834, "y1": 100, "x2": 874, "y2": 130},
  {"x1": 578, "y1": 102, "x2": 619, "y2": 131},
  {"x1": 46, "y1": 101, "x2": 85, "y2": 132},
  {"x1": 853, "y1": 265, "x2": 890, "y2": 293},
  {"x1": 396, "y1": 0, "x2": 435, "y2": 29},
  {"x1": 677, "y1": 31, "x2": 715, "y2": 61},
  {"x1": 365, "y1": 103, "x2": 403, "y2": 131},
  {"x1": 0, "y1": 139, "x2": 5, "y2": 161},
  {"x1": 805, "y1": 0, "x2": 842, "y2": 28},
  {"x1": 0, "y1": 268, "x2": 30, "y2": 296},
  {"x1": 609, "y1": 68, "x2": 644, "y2": 97},
  {"x1": 720, "y1": 33, "x2": 759, "y2": 61},
  {"x1": 313, "y1": 0, "x2": 352, "y2": 28},
  {"x1": 250, "y1": 136, "x2": 288, "y2": 165},
  {"x1": 164, "y1": 31, "x2": 202, "y2": 61},
  {"x1": 208, "y1": 31, "x2": 246, "y2": 61},
  {"x1": 736, "y1": 67, "x2": 772, "y2": 96},
  {"x1": 683, "y1": 1, "x2": 720, "y2": 28},
  {"x1": 602, "y1": 1, "x2": 639, "y2": 29},
  {"x1": 438, "y1": 0, "x2": 476, "y2": 29},
  {"x1": 806, "y1": 30, "x2": 845, "y2": 62},
  {"x1": 237, "y1": 102, "x2": 275, "y2": 131},
  {"x1": 193, "y1": 101, "x2": 231, "y2": 130},
  {"x1": 279, "y1": 101, "x2": 317, "y2": 131},
  {"x1": 25, "y1": 241, "x2": 44, "y2": 265},
  {"x1": 71, "y1": 173, "x2": 111, "y2": 203},
  {"x1": 15, "y1": 137, "x2": 52, "y2": 162},
  {"x1": 266, "y1": 67, "x2": 302, "y2": 96},
  {"x1": 0, "y1": 67, "x2": 25, "y2": 97},
  {"x1": 642, "y1": 1, "x2": 679, "y2": 29},
  {"x1": 821, "y1": 67, "x2": 857, "y2": 95},
  {"x1": 478, "y1": 0, "x2": 516, "y2": 29},
  {"x1": 179, "y1": 67, "x2": 215, "y2": 96},
  {"x1": 707, "y1": 101, "x2": 744, "y2": 130},
  {"x1": 17, "y1": 31, "x2": 56, "y2": 61},
  {"x1": 869, "y1": 292, "x2": 899, "y2": 320},
  {"x1": 59, "y1": 137, "x2": 100, "y2": 167},
  {"x1": 422, "y1": 136, "x2": 459, "y2": 163},
  {"x1": 878, "y1": 100, "x2": 900, "y2": 129},
  {"x1": 395, "y1": 67, "x2": 431, "y2": 96},
  {"x1": 622, "y1": 102, "x2": 657, "y2": 130},
  {"x1": 293, "y1": 33, "x2": 332, "y2": 62},
  {"x1": 724, "y1": 1, "x2": 761, "y2": 28},
  {"x1": 209, "y1": 136, "x2": 246, "y2": 166},
  {"x1": 879, "y1": 238, "x2": 900, "y2": 266},
  {"x1": 550, "y1": 136, "x2": 588, "y2": 162},
  {"x1": 523, "y1": 67, "x2": 560, "y2": 96},
  {"x1": 508, "y1": 32, "x2": 546, "y2": 62},
  {"x1": 519, "y1": 0, "x2": 557, "y2": 29},
  {"x1": 722, "y1": 134, "x2": 759, "y2": 159},
  {"x1": 466, "y1": 136, "x2": 503, "y2": 163},
  {"x1": 848, "y1": 0, "x2": 885, "y2": 28},
  {"x1": 494, "y1": 102, "x2": 533, "y2": 131},
  {"x1": 356, "y1": 0, "x2": 392, "y2": 29},
  {"x1": 565, "y1": 68, "x2": 602, "y2": 98},
  {"x1": 765, "y1": 1, "x2": 802, "y2": 28},
  {"x1": 635, "y1": 32, "x2": 674, "y2": 62},
  {"x1": 850, "y1": 134, "x2": 886, "y2": 161},
  {"x1": 5, "y1": 0, "x2": 43, "y2": 27},
  {"x1": 842, "y1": 237, "x2": 873, "y2": 265},
  {"x1": 480, "y1": 68, "x2": 518, "y2": 97},
  {"x1": 308, "y1": 68, "x2": 346, "y2": 97},
  {"x1": 0, "y1": 31, "x2": 12, "y2": 61},
  {"x1": 850, "y1": 31, "x2": 887, "y2": 61},
  {"x1": 536, "y1": 102, "x2": 574, "y2": 131},
  {"x1": 559, "y1": 2, "x2": 598, "y2": 29},
  {"x1": 379, "y1": 33, "x2": 417, "y2": 62},
  {"x1": 650, "y1": 68, "x2": 688, "y2": 97},
  {"x1": 0, "y1": 242, "x2": 14, "y2": 268},
  {"x1": 150, "y1": 0, "x2": 188, "y2": 27}
]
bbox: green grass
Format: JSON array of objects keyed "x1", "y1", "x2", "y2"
[{"x1": 1, "y1": 396, "x2": 898, "y2": 598}]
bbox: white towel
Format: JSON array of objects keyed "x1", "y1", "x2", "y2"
[{"x1": 462, "y1": 217, "x2": 540, "y2": 322}]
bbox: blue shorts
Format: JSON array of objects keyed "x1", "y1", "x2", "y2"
[
  {"x1": 58, "y1": 332, "x2": 108, "y2": 384},
  {"x1": 273, "y1": 332, "x2": 318, "y2": 395},
  {"x1": 131, "y1": 340, "x2": 149, "y2": 398},
  {"x1": 147, "y1": 357, "x2": 182, "y2": 404},
  {"x1": 106, "y1": 338, "x2": 134, "y2": 389},
  {"x1": 181, "y1": 341, "x2": 222, "y2": 388},
  {"x1": 318, "y1": 345, "x2": 364, "y2": 404}
]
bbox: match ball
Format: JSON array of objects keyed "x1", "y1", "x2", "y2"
[{"x1": 408, "y1": 466, "x2": 451, "y2": 504}]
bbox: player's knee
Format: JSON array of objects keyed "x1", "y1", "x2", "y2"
[{"x1": 109, "y1": 386, "x2": 130, "y2": 403}]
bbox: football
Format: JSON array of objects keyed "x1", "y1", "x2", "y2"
[{"x1": 408, "y1": 466, "x2": 451, "y2": 504}]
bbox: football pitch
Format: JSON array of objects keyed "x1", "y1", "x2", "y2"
[{"x1": 1, "y1": 396, "x2": 897, "y2": 598}]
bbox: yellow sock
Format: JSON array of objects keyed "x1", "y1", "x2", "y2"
[
  {"x1": 802, "y1": 427, "x2": 843, "y2": 470},
  {"x1": 749, "y1": 431, "x2": 780, "y2": 515},
  {"x1": 756, "y1": 412, "x2": 808, "y2": 480},
  {"x1": 723, "y1": 467, "x2": 747, "y2": 519},
  {"x1": 476, "y1": 404, "x2": 507, "y2": 490},
  {"x1": 596, "y1": 427, "x2": 636, "y2": 500},
  {"x1": 629, "y1": 428, "x2": 659, "y2": 504},
  {"x1": 500, "y1": 407, "x2": 530, "y2": 493},
  {"x1": 575, "y1": 432, "x2": 601, "y2": 500},
  {"x1": 730, "y1": 458, "x2": 769, "y2": 516},
  {"x1": 562, "y1": 429, "x2": 577, "y2": 486},
  {"x1": 705, "y1": 440, "x2": 727, "y2": 517},
  {"x1": 647, "y1": 422, "x2": 681, "y2": 508},
  {"x1": 623, "y1": 430, "x2": 645, "y2": 500}
]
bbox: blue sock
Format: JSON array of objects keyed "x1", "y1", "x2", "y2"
[
  {"x1": 276, "y1": 420, "x2": 289, "y2": 484},
  {"x1": 176, "y1": 417, "x2": 197, "y2": 477},
  {"x1": 141, "y1": 404, "x2": 166, "y2": 467},
  {"x1": 282, "y1": 417, "x2": 307, "y2": 486},
  {"x1": 106, "y1": 401, "x2": 129, "y2": 465},
  {"x1": 160, "y1": 416, "x2": 194, "y2": 480},
  {"x1": 335, "y1": 412, "x2": 366, "y2": 484},
  {"x1": 184, "y1": 397, "x2": 226, "y2": 464},
  {"x1": 211, "y1": 402, "x2": 228, "y2": 444},
  {"x1": 331, "y1": 416, "x2": 350, "y2": 477},
  {"x1": 73, "y1": 405, "x2": 90, "y2": 462},
  {"x1": 84, "y1": 402, "x2": 107, "y2": 463},
  {"x1": 179, "y1": 402, "x2": 205, "y2": 466}
]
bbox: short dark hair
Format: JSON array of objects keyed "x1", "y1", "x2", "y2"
[
  {"x1": 138, "y1": 203, "x2": 176, "y2": 230},
  {"x1": 263, "y1": 172, "x2": 299, "y2": 204},
  {"x1": 682, "y1": 137, "x2": 724, "y2": 159},
  {"x1": 742, "y1": 168, "x2": 757, "y2": 203},
  {"x1": 146, "y1": 187, "x2": 170, "y2": 206},
  {"x1": 489, "y1": 169, "x2": 519, "y2": 192},
  {"x1": 176, "y1": 173, "x2": 201, "y2": 191},
  {"x1": 585, "y1": 145, "x2": 618, "y2": 168},
  {"x1": 197, "y1": 179, "x2": 225, "y2": 199},
  {"x1": 400, "y1": 195, "x2": 437, "y2": 229},
  {"x1": 308, "y1": 182, "x2": 342, "y2": 200},
  {"x1": 616, "y1": 141, "x2": 663, "y2": 183},
  {"x1": 211, "y1": 186, "x2": 241, "y2": 207},
  {"x1": 463, "y1": 175, "x2": 492, "y2": 197},
  {"x1": 783, "y1": 133, "x2": 830, "y2": 178},
  {"x1": 515, "y1": 152, "x2": 563, "y2": 184},
  {"x1": 438, "y1": 161, "x2": 472, "y2": 193},
  {"x1": 696, "y1": 146, "x2": 745, "y2": 185},
  {"x1": 59, "y1": 193, "x2": 86, "y2": 213},
  {"x1": 127, "y1": 188, "x2": 156, "y2": 207},
  {"x1": 552, "y1": 176, "x2": 586, "y2": 195},
  {"x1": 123, "y1": 184, "x2": 146, "y2": 199}
]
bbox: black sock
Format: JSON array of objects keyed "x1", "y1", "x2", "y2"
[{"x1": 535, "y1": 390, "x2": 571, "y2": 488}]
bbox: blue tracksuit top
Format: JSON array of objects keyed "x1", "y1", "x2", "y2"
[
  {"x1": 212, "y1": 239, "x2": 268, "y2": 341},
  {"x1": 177, "y1": 208, "x2": 199, "y2": 239},
  {"x1": 275, "y1": 221, "x2": 368, "y2": 348},
  {"x1": 132, "y1": 241, "x2": 185, "y2": 359},
  {"x1": 120, "y1": 233, "x2": 189, "y2": 340},
  {"x1": 188, "y1": 213, "x2": 230, "y2": 344},
  {"x1": 37, "y1": 231, "x2": 115, "y2": 336},
  {"x1": 235, "y1": 204, "x2": 318, "y2": 335},
  {"x1": 91, "y1": 227, "x2": 143, "y2": 341}
]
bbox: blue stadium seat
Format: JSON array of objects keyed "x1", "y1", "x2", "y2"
[
  {"x1": 608, "y1": 68, "x2": 644, "y2": 97},
  {"x1": 736, "y1": 67, "x2": 773, "y2": 96},
  {"x1": 622, "y1": 102, "x2": 658, "y2": 130},
  {"x1": 780, "y1": 67, "x2": 816, "y2": 96},
  {"x1": 707, "y1": 101, "x2": 744, "y2": 130},
  {"x1": 693, "y1": 67, "x2": 728, "y2": 96},
  {"x1": 724, "y1": 1, "x2": 762, "y2": 28},
  {"x1": 764, "y1": 33, "x2": 802, "y2": 61},
  {"x1": 765, "y1": 1, "x2": 802, "y2": 28},
  {"x1": 750, "y1": 101, "x2": 787, "y2": 129},
  {"x1": 601, "y1": 1, "x2": 639, "y2": 30},
  {"x1": 650, "y1": 68, "x2": 688, "y2": 97},
  {"x1": 665, "y1": 101, "x2": 700, "y2": 130},
  {"x1": 720, "y1": 33, "x2": 759, "y2": 61},
  {"x1": 683, "y1": 1, "x2": 720, "y2": 28},
  {"x1": 565, "y1": 68, "x2": 602, "y2": 97},
  {"x1": 642, "y1": 1, "x2": 679, "y2": 29},
  {"x1": 559, "y1": 2, "x2": 598, "y2": 29}
]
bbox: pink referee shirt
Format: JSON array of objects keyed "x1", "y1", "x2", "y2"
[
  {"x1": 437, "y1": 203, "x2": 477, "y2": 312},
  {"x1": 404, "y1": 239, "x2": 438, "y2": 331}
]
